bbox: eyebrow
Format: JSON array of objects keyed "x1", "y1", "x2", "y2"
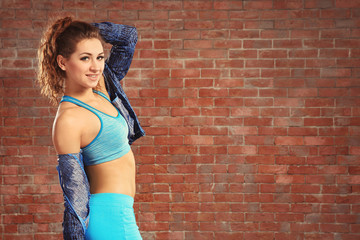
[{"x1": 79, "y1": 52, "x2": 104, "y2": 56}]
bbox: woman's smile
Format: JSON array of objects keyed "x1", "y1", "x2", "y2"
[{"x1": 86, "y1": 74, "x2": 101, "y2": 81}]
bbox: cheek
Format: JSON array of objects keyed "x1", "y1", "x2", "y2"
[
  {"x1": 68, "y1": 62, "x2": 88, "y2": 74},
  {"x1": 99, "y1": 63, "x2": 105, "y2": 72}
]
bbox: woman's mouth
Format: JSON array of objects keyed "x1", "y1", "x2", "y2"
[{"x1": 86, "y1": 74, "x2": 99, "y2": 80}]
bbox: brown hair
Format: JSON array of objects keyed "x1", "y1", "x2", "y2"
[{"x1": 37, "y1": 16, "x2": 102, "y2": 105}]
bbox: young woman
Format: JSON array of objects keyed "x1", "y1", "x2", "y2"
[{"x1": 38, "y1": 17, "x2": 145, "y2": 239}]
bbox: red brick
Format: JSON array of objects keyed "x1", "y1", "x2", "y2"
[
  {"x1": 229, "y1": 49, "x2": 257, "y2": 58},
  {"x1": 3, "y1": 59, "x2": 32, "y2": 68},
  {"x1": 274, "y1": 39, "x2": 303, "y2": 48},
  {"x1": 184, "y1": 39, "x2": 212, "y2": 48},
  {"x1": 263, "y1": 107, "x2": 290, "y2": 118},
  {"x1": 2, "y1": 19, "x2": 33, "y2": 29},
  {"x1": 244, "y1": 39, "x2": 272, "y2": 48},
  {"x1": 3, "y1": 0, "x2": 31, "y2": 8},
  {"x1": 262, "y1": 69, "x2": 291, "y2": 78},
  {"x1": 95, "y1": 1, "x2": 123, "y2": 10},
  {"x1": 139, "y1": 11, "x2": 168, "y2": 20},
  {"x1": 276, "y1": 175, "x2": 305, "y2": 184},
  {"x1": 291, "y1": 108, "x2": 321, "y2": 117},
  {"x1": 184, "y1": 136, "x2": 213, "y2": 145},
  {"x1": 336, "y1": 0, "x2": 360, "y2": 8},
  {"x1": 215, "y1": 98, "x2": 243, "y2": 107},
  {"x1": 201, "y1": 69, "x2": 222, "y2": 78},
  {"x1": 140, "y1": 50, "x2": 168, "y2": 58},
  {"x1": 184, "y1": 1, "x2": 213, "y2": 9},
  {"x1": 228, "y1": 146, "x2": 257, "y2": 155},
  {"x1": 199, "y1": 146, "x2": 227, "y2": 155},
  {"x1": 246, "y1": 156, "x2": 275, "y2": 164},
  {"x1": 155, "y1": 59, "x2": 183, "y2": 68},
  {"x1": 3, "y1": 214, "x2": 33, "y2": 224},
  {"x1": 244, "y1": 0, "x2": 273, "y2": 9},
  {"x1": 304, "y1": 118, "x2": 334, "y2": 126},
  {"x1": 185, "y1": 60, "x2": 213, "y2": 69},
  {"x1": 304, "y1": 136, "x2": 334, "y2": 145},
  {"x1": 171, "y1": 108, "x2": 200, "y2": 116},
  {"x1": 142, "y1": 69, "x2": 170, "y2": 78},
  {"x1": 200, "y1": 49, "x2": 227, "y2": 58},
  {"x1": 154, "y1": 1, "x2": 182, "y2": 10},
  {"x1": 230, "y1": 27, "x2": 261, "y2": 38},
  {"x1": 64, "y1": 1, "x2": 94, "y2": 9},
  {"x1": 169, "y1": 11, "x2": 198, "y2": 20},
  {"x1": 275, "y1": 137, "x2": 304, "y2": 145},
  {"x1": 216, "y1": 79, "x2": 244, "y2": 88},
  {"x1": 244, "y1": 117, "x2": 273, "y2": 126},
  {"x1": 259, "y1": 127, "x2": 287, "y2": 136},
  {"x1": 33, "y1": 214, "x2": 62, "y2": 223},
  {"x1": 123, "y1": 1, "x2": 153, "y2": 10},
  {"x1": 155, "y1": 232, "x2": 185, "y2": 239},
  {"x1": 291, "y1": 223, "x2": 319, "y2": 232},
  {"x1": 154, "y1": 79, "x2": 183, "y2": 88},
  {"x1": 244, "y1": 20, "x2": 274, "y2": 30},
  {"x1": 154, "y1": 40, "x2": 182, "y2": 49},
  {"x1": 338, "y1": 176, "x2": 360, "y2": 185},
  {"x1": 213, "y1": 1, "x2": 242, "y2": 9},
  {"x1": 139, "y1": 89, "x2": 168, "y2": 98},
  {"x1": 246, "y1": 59, "x2": 274, "y2": 68},
  {"x1": 155, "y1": 98, "x2": 183, "y2": 107},
  {"x1": 290, "y1": 49, "x2": 318, "y2": 58}
]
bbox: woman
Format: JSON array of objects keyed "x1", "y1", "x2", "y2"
[{"x1": 37, "y1": 16, "x2": 145, "y2": 239}]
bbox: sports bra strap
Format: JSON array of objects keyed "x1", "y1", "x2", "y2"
[
  {"x1": 61, "y1": 90, "x2": 111, "y2": 114},
  {"x1": 93, "y1": 90, "x2": 111, "y2": 102},
  {"x1": 60, "y1": 96, "x2": 101, "y2": 118}
]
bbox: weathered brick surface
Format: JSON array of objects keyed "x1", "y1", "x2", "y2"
[{"x1": 1, "y1": 0, "x2": 360, "y2": 239}]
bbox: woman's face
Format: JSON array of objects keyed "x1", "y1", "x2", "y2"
[{"x1": 58, "y1": 38, "x2": 105, "y2": 91}]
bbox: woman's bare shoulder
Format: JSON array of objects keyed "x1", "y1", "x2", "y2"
[
  {"x1": 53, "y1": 102, "x2": 85, "y2": 131},
  {"x1": 52, "y1": 103, "x2": 84, "y2": 154}
]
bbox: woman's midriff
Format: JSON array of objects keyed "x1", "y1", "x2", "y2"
[{"x1": 84, "y1": 150, "x2": 136, "y2": 198}]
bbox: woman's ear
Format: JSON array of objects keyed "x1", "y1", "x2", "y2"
[{"x1": 57, "y1": 55, "x2": 67, "y2": 71}]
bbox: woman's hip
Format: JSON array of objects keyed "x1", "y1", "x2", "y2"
[{"x1": 85, "y1": 193, "x2": 142, "y2": 240}]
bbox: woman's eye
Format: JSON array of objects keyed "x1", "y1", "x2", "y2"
[
  {"x1": 80, "y1": 57, "x2": 89, "y2": 61},
  {"x1": 97, "y1": 56, "x2": 105, "y2": 60}
]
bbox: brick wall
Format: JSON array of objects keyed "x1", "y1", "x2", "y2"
[{"x1": 1, "y1": 0, "x2": 360, "y2": 239}]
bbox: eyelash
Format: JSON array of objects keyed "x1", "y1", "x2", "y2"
[{"x1": 80, "y1": 56, "x2": 105, "y2": 61}]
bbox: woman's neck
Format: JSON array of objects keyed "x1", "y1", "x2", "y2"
[{"x1": 64, "y1": 87, "x2": 96, "y2": 102}]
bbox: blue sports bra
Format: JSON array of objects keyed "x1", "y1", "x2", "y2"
[{"x1": 60, "y1": 90, "x2": 131, "y2": 166}]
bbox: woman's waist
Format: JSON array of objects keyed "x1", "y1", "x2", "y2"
[
  {"x1": 86, "y1": 172, "x2": 136, "y2": 197},
  {"x1": 85, "y1": 151, "x2": 136, "y2": 196},
  {"x1": 89, "y1": 192, "x2": 134, "y2": 207}
]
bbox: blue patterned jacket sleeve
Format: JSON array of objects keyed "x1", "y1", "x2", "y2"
[
  {"x1": 92, "y1": 22, "x2": 137, "y2": 81},
  {"x1": 57, "y1": 153, "x2": 90, "y2": 239},
  {"x1": 93, "y1": 22, "x2": 145, "y2": 144}
]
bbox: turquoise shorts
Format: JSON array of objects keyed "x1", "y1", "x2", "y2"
[{"x1": 85, "y1": 193, "x2": 142, "y2": 240}]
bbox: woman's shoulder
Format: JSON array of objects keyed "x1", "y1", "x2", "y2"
[
  {"x1": 54, "y1": 102, "x2": 83, "y2": 128},
  {"x1": 52, "y1": 103, "x2": 84, "y2": 154}
]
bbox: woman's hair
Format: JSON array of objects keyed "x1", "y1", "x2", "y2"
[{"x1": 37, "y1": 16, "x2": 102, "y2": 105}]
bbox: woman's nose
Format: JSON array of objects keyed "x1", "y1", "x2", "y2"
[{"x1": 90, "y1": 59, "x2": 101, "y2": 71}]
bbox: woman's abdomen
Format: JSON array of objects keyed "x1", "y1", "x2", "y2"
[{"x1": 85, "y1": 150, "x2": 136, "y2": 198}]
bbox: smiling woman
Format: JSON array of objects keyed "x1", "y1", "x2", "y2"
[{"x1": 37, "y1": 17, "x2": 144, "y2": 239}]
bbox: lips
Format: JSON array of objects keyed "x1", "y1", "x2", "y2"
[{"x1": 86, "y1": 74, "x2": 99, "y2": 80}]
